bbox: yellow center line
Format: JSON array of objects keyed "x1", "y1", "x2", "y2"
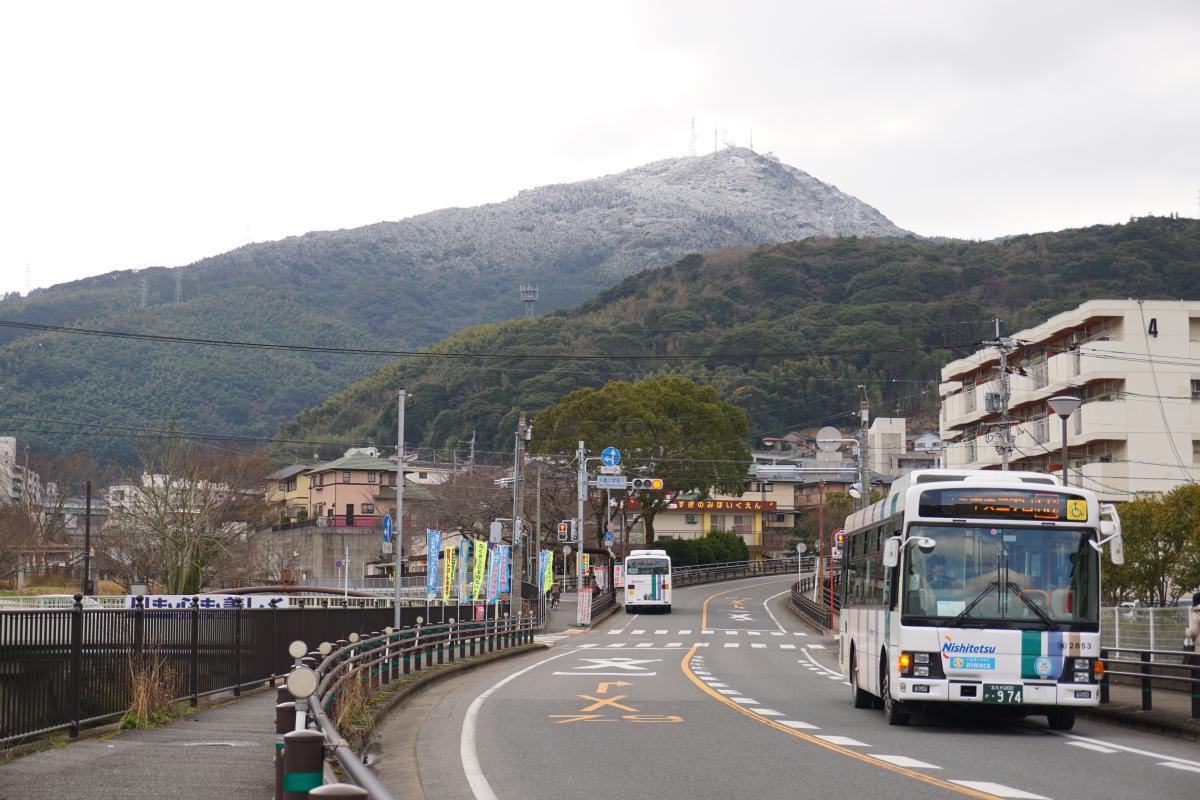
[{"x1": 686, "y1": 586, "x2": 1004, "y2": 800}]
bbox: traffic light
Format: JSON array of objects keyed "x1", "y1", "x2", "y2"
[
  {"x1": 835, "y1": 531, "x2": 846, "y2": 546},
  {"x1": 557, "y1": 520, "x2": 575, "y2": 541},
  {"x1": 629, "y1": 477, "x2": 664, "y2": 490}
]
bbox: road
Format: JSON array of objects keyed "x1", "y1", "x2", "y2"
[{"x1": 375, "y1": 576, "x2": 1200, "y2": 800}]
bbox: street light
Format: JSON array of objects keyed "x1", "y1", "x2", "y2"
[{"x1": 1047, "y1": 395, "x2": 1081, "y2": 486}]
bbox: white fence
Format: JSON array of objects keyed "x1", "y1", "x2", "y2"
[{"x1": 1100, "y1": 606, "x2": 1191, "y2": 654}]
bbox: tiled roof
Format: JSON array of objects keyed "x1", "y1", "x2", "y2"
[
  {"x1": 266, "y1": 464, "x2": 310, "y2": 481},
  {"x1": 306, "y1": 454, "x2": 398, "y2": 473}
]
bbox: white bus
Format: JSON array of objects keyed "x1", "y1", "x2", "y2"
[
  {"x1": 838, "y1": 469, "x2": 1123, "y2": 731},
  {"x1": 624, "y1": 549, "x2": 672, "y2": 613}
]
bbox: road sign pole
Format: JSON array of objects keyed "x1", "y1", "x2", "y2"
[
  {"x1": 576, "y1": 441, "x2": 586, "y2": 592},
  {"x1": 394, "y1": 389, "x2": 406, "y2": 629}
]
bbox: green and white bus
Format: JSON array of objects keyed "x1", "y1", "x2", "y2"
[
  {"x1": 624, "y1": 549, "x2": 671, "y2": 613},
  {"x1": 838, "y1": 469, "x2": 1123, "y2": 730}
]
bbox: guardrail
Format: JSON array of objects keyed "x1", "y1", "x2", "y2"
[
  {"x1": 791, "y1": 581, "x2": 832, "y2": 629},
  {"x1": 280, "y1": 614, "x2": 542, "y2": 798},
  {"x1": 672, "y1": 557, "x2": 805, "y2": 587},
  {"x1": 1099, "y1": 645, "x2": 1200, "y2": 717}
]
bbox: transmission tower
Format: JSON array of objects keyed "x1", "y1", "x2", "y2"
[
  {"x1": 174, "y1": 273, "x2": 182, "y2": 304},
  {"x1": 140, "y1": 277, "x2": 148, "y2": 309},
  {"x1": 689, "y1": 116, "x2": 697, "y2": 157},
  {"x1": 519, "y1": 284, "x2": 538, "y2": 318}
]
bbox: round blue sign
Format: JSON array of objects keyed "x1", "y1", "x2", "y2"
[
  {"x1": 601, "y1": 447, "x2": 621, "y2": 467},
  {"x1": 382, "y1": 514, "x2": 393, "y2": 542}
]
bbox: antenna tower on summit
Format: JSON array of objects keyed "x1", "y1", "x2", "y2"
[
  {"x1": 689, "y1": 117, "x2": 697, "y2": 157},
  {"x1": 174, "y1": 272, "x2": 182, "y2": 304},
  {"x1": 519, "y1": 284, "x2": 539, "y2": 318},
  {"x1": 140, "y1": 277, "x2": 148, "y2": 309}
]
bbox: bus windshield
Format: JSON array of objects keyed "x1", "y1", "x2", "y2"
[
  {"x1": 626, "y1": 558, "x2": 669, "y2": 576},
  {"x1": 902, "y1": 524, "x2": 1098, "y2": 627}
]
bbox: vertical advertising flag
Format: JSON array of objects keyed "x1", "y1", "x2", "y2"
[
  {"x1": 458, "y1": 540, "x2": 471, "y2": 599},
  {"x1": 485, "y1": 544, "x2": 499, "y2": 604},
  {"x1": 425, "y1": 530, "x2": 442, "y2": 599},
  {"x1": 581, "y1": 553, "x2": 590, "y2": 577},
  {"x1": 537, "y1": 550, "x2": 547, "y2": 592},
  {"x1": 499, "y1": 545, "x2": 511, "y2": 594},
  {"x1": 542, "y1": 550, "x2": 554, "y2": 592},
  {"x1": 471, "y1": 540, "x2": 488, "y2": 601},
  {"x1": 443, "y1": 545, "x2": 456, "y2": 601}
]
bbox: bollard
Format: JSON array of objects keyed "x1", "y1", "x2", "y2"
[
  {"x1": 282, "y1": 728, "x2": 325, "y2": 799},
  {"x1": 309, "y1": 785, "x2": 368, "y2": 798},
  {"x1": 1140, "y1": 651, "x2": 1152, "y2": 711},
  {"x1": 277, "y1": 685, "x2": 294, "y2": 705},
  {"x1": 1099, "y1": 649, "x2": 1109, "y2": 704},
  {"x1": 275, "y1": 702, "x2": 295, "y2": 800}
]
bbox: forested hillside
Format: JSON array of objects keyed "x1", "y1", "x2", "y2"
[
  {"x1": 0, "y1": 148, "x2": 908, "y2": 457},
  {"x1": 275, "y1": 216, "x2": 1200, "y2": 460}
]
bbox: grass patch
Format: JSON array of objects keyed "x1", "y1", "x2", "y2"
[{"x1": 120, "y1": 655, "x2": 182, "y2": 729}]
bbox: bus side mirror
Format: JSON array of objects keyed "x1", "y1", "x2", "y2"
[
  {"x1": 1092, "y1": 503, "x2": 1124, "y2": 565},
  {"x1": 882, "y1": 536, "x2": 901, "y2": 569}
]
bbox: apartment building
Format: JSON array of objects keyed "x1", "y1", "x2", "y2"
[{"x1": 939, "y1": 299, "x2": 1200, "y2": 501}]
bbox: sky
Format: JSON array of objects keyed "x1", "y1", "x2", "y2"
[{"x1": 1, "y1": 1, "x2": 1197, "y2": 296}]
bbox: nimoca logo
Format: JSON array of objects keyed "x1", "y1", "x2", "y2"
[{"x1": 941, "y1": 635, "x2": 998, "y2": 659}]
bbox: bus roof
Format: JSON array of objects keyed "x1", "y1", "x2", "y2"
[
  {"x1": 628, "y1": 549, "x2": 668, "y2": 558},
  {"x1": 844, "y1": 468, "x2": 1079, "y2": 532}
]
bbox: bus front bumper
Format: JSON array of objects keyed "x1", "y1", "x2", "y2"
[{"x1": 896, "y1": 679, "x2": 1100, "y2": 706}]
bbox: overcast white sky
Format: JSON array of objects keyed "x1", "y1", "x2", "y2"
[{"x1": 1, "y1": 1, "x2": 1197, "y2": 296}]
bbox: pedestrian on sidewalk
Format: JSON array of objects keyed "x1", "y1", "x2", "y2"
[
  {"x1": 1184, "y1": 592, "x2": 1200, "y2": 658},
  {"x1": 551, "y1": 584, "x2": 561, "y2": 609}
]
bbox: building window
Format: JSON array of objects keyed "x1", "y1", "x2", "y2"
[
  {"x1": 418, "y1": 471, "x2": 428, "y2": 480},
  {"x1": 342, "y1": 471, "x2": 351, "y2": 483},
  {"x1": 1030, "y1": 355, "x2": 1048, "y2": 389},
  {"x1": 1033, "y1": 414, "x2": 1049, "y2": 444},
  {"x1": 1192, "y1": 379, "x2": 1200, "y2": 402},
  {"x1": 963, "y1": 382, "x2": 976, "y2": 412},
  {"x1": 361, "y1": 503, "x2": 375, "y2": 514},
  {"x1": 286, "y1": 478, "x2": 297, "y2": 492},
  {"x1": 367, "y1": 471, "x2": 377, "y2": 484}
]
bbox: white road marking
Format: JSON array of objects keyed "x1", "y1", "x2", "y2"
[
  {"x1": 841, "y1": 682, "x2": 851, "y2": 686},
  {"x1": 948, "y1": 782, "x2": 1048, "y2": 799},
  {"x1": 577, "y1": 643, "x2": 597, "y2": 648},
  {"x1": 717, "y1": 689, "x2": 738, "y2": 695},
  {"x1": 654, "y1": 629, "x2": 667, "y2": 635},
  {"x1": 770, "y1": 632, "x2": 784, "y2": 637},
  {"x1": 793, "y1": 632, "x2": 807, "y2": 636},
  {"x1": 808, "y1": 644, "x2": 826, "y2": 649},
  {"x1": 725, "y1": 630, "x2": 738, "y2": 636},
  {"x1": 606, "y1": 643, "x2": 625, "y2": 648},
  {"x1": 762, "y1": 588, "x2": 790, "y2": 632},
  {"x1": 702, "y1": 629, "x2": 714, "y2": 635},
  {"x1": 780, "y1": 644, "x2": 796, "y2": 650},
  {"x1": 707, "y1": 683, "x2": 729, "y2": 688},
  {"x1": 751, "y1": 708, "x2": 783, "y2": 716},
  {"x1": 1066, "y1": 741, "x2": 1118, "y2": 754},
  {"x1": 667, "y1": 642, "x2": 682, "y2": 648},
  {"x1": 635, "y1": 643, "x2": 655, "y2": 648},
  {"x1": 695, "y1": 642, "x2": 710, "y2": 648},
  {"x1": 1054, "y1": 732, "x2": 1200, "y2": 768},
  {"x1": 678, "y1": 629, "x2": 692, "y2": 635},
  {"x1": 731, "y1": 697, "x2": 760, "y2": 704},
  {"x1": 724, "y1": 643, "x2": 740, "y2": 648},
  {"x1": 748, "y1": 631, "x2": 761, "y2": 636},
  {"x1": 607, "y1": 629, "x2": 621, "y2": 635},
  {"x1": 632, "y1": 629, "x2": 645, "y2": 635},
  {"x1": 826, "y1": 675, "x2": 843, "y2": 680},
  {"x1": 871, "y1": 755, "x2": 940, "y2": 769},
  {"x1": 780, "y1": 720, "x2": 819, "y2": 730},
  {"x1": 816, "y1": 735, "x2": 869, "y2": 747},
  {"x1": 461, "y1": 648, "x2": 578, "y2": 800},
  {"x1": 1160, "y1": 762, "x2": 1200, "y2": 774},
  {"x1": 751, "y1": 643, "x2": 766, "y2": 649}
]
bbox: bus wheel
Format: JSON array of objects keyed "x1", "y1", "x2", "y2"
[
  {"x1": 663, "y1": 605, "x2": 671, "y2": 613},
  {"x1": 850, "y1": 649, "x2": 872, "y2": 709},
  {"x1": 1046, "y1": 708, "x2": 1076, "y2": 731},
  {"x1": 880, "y1": 661, "x2": 910, "y2": 726}
]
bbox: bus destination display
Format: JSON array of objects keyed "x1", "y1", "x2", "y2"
[{"x1": 918, "y1": 488, "x2": 1087, "y2": 522}]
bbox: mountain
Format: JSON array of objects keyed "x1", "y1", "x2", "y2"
[
  {"x1": 0, "y1": 148, "x2": 910, "y2": 457},
  {"x1": 273, "y1": 216, "x2": 1200, "y2": 460}
]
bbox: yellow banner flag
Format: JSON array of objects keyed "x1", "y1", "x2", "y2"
[
  {"x1": 443, "y1": 545, "x2": 457, "y2": 601},
  {"x1": 472, "y1": 540, "x2": 488, "y2": 601}
]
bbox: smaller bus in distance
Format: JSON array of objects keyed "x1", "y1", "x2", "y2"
[{"x1": 624, "y1": 549, "x2": 671, "y2": 613}]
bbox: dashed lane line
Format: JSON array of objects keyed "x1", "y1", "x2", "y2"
[
  {"x1": 948, "y1": 782, "x2": 1048, "y2": 800},
  {"x1": 871, "y1": 755, "x2": 940, "y2": 769}
]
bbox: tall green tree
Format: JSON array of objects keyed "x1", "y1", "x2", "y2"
[
  {"x1": 1104, "y1": 486, "x2": 1200, "y2": 605},
  {"x1": 532, "y1": 377, "x2": 751, "y2": 544}
]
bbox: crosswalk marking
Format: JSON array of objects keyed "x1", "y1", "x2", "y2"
[
  {"x1": 717, "y1": 689, "x2": 738, "y2": 695},
  {"x1": 750, "y1": 708, "x2": 783, "y2": 716},
  {"x1": 724, "y1": 642, "x2": 740, "y2": 648},
  {"x1": 635, "y1": 643, "x2": 654, "y2": 648},
  {"x1": 751, "y1": 643, "x2": 766, "y2": 649},
  {"x1": 695, "y1": 642, "x2": 710, "y2": 647},
  {"x1": 725, "y1": 630, "x2": 738, "y2": 636},
  {"x1": 679, "y1": 629, "x2": 692, "y2": 635},
  {"x1": 780, "y1": 644, "x2": 796, "y2": 650},
  {"x1": 654, "y1": 629, "x2": 667, "y2": 635},
  {"x1": 871, "y1": 755, "x2": 940, "y2": 769},
  {"x1": 948, "y1": 782, "x2": 1048, "y2": 799},
  {"x1": 731, "y1": 697, "x2": 759, "y2": 704},
  {"x1": 667, "y1": 642, "x2": 682, "y2": 648},
  {"x1": 632, "y1": 629, "x2": 645, "y2": 635},
  {"x1": 770, "y1": 632, "x2": 784, "y2": 637},
  {"x1": 748, "y1": 631, "x2": 761, "y2": 636},
  {"x1": 607, "y1": 629, "x2": 621, "y2": 635}
]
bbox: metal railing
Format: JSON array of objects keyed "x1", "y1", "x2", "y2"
[
  {"x1": 1099, "y1": 645, "x2": 1200, "y2": 717},
  {"x1": 287, "y1": 614, "x2": 542, "y2": 798},
  {"x1": 0, "y1": 595, "x2": 481, "y2": 745},
  {"x1": 672, "y1": 557, "x2": 804, "y2": 587}
]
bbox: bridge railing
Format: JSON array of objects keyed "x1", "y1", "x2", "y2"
[
  {"x1": 285, "y1": 614, "x2": 542, "y2": 798},
  {"x1": 671, "y1": 557, "x2": 807, "y2": 587}
]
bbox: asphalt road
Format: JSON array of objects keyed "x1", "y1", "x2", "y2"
[{"x1": 377, "y1": 576, "x2": 1200, "y2": 800}]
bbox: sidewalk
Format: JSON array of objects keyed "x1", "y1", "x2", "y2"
[
  {"x1": 0, "y1": 689, "x2": 277, "y2": 800},
  {"x1": 1085, "y1": 681, "x2": 1200, "y2": 741}
]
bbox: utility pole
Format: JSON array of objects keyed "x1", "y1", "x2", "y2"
[
  {"x1": 984, "y1": 318, "x2": 1015, "y2": 470},
  {"x1": 393, "y1": 389, "x2": 407, "y2": 628},
  {"x1": 858, "y1": 387, "x2": 870, "y2": 512},
  {"x1": 576, "y1": 441, "x2": 586, "y2": 591},
  {"x1": 81, "y1": 481, "x2": 92, "y2": 596},
  {"x1": 509, "y1": 413, "x2": 527, "y2": 620},
  {"x1": 535, "y1": 465, "x2": 542, "y2": 570}
]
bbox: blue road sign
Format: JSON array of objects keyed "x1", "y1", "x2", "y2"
[
  {"x1": 382, "y1": 514, "x2": 393, "y2": 543},
  {"x1": 601, "y1": 447, "x2": 621, "y2": 467},
  {"x1": 604, "y1": 531, "x2": 614, "y2": 546}
]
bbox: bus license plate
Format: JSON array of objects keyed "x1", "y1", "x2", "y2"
[{"x1": 983, "y1": 684, "x2": 1023, "y2": 704}]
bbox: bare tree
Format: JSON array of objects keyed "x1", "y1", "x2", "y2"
[
  {"x1": 0, "y1": 503, "x2": 37, "y2": 585},
  {"x1": 106, "y1": 437, "x2": 268, "y2": 594}
]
